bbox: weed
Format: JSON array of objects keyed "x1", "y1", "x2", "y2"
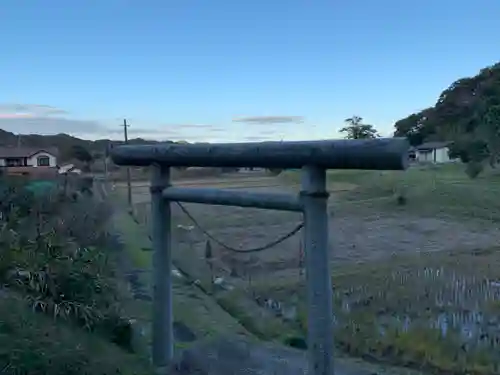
[
  {"x1": 0, "y1": 294, "x2": 152, "y2": 375},
  {"x1": 255, "y1": 249, "x2": 500, "y2": 374},
  {"x1": 0, "y1": 177, "x2": 149, "y2": 373}
]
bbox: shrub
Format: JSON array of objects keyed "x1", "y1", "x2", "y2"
[
  {"x1": 394, "y1": 186, "x2": 408, "y2": 206},
  {"x1": 396, "y1": 194, "x2": 407, "y2": 205},
  {"x1": 0, "y1": 178, "x2": 132, "y2": 349},
  {"x1": 0, "y1": 293, "x2": 151, "y2": 375},
  {"x1": 283, "y1": 335, "x2": 307, "y2": 350},
  {"x1": 465, "y1": 161, "x2": 484, "y2": 179}
]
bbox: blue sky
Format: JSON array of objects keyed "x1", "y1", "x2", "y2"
[{"x1": 0, "y1": 1, "x2": 499, "y2": 142}]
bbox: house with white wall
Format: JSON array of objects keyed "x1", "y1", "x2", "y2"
[
  {"x1": 409, "y1": 142, "x2": 454, "y2": 164},
  {"x1": 0, "y1": 147, "x2": 58, "y2": 175}
]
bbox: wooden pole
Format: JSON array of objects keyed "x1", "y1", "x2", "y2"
[{"x1": 122, "y1": 119, "x2": 132, "y2": 207}]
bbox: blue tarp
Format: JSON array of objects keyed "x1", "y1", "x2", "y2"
[{"x1": 25, "y1": 180, "x2": 58, "y2": 195}]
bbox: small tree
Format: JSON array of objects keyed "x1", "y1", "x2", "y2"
[
  {"x1": 340, "y1": 116, "x2": 379, "y2": 139},
  {"x1": 448, "y1": 138, "x2": 489, "y2": 178},
  {"x1": 70, "y1": 145, "x2": 93, "y2": 172},
  {"x1": 204, "y1": 240, "x2": 214, "y2": 289},
  {"x1": 479, "y1": 105, "x2": 500, "y2": 168}
]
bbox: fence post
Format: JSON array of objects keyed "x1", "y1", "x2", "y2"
[
  {"x1": 301, "y1": 166, "x2": 334, "y2": 375},
  {"x1": 150, "y1": 164, "x2": 173, "y2": 369}
]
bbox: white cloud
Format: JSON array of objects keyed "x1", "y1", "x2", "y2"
[
  {"x1": 0, "y1": 103, "x2": 69, "y2": 118},
  {"x1": 0, "y1": 103, "x2": 105, "y2": 136},
  {"x1": 232, "y1": 115, "x2": 305, "y2": 124},
  {"x1": 0, "y1": 117, "x2": 105, "y2": 135},
  {"x1": 0, "y1": 103, "x2": 314, "y2": 143},
  {"x1": 242, "y1": 135, "x2": 276, "y2": 142},
  {"x1": 0, "y1": 103, "x2": 223, "y2": 141}
]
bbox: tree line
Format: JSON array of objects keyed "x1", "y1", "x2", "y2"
[{"x1": 394, "y1": 62, "x2": 500, "y2": 172}]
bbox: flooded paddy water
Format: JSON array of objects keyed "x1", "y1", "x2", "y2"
[{"x1": 255, "y1": 251, "x2": 500, "y2": 374}]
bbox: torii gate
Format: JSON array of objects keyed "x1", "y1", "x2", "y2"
[{"x1": 111, "y1": 137, "x2": 409, "y2": 375}]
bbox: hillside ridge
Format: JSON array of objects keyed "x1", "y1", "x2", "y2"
[
  {"x1": 394, "y1": 61, "x2": 500, "y2": 164},
  {"x1": 0, "y1": 128, "x2": 165, "y2": 162}
]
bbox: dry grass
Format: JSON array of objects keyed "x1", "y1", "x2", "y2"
[
  {"x1": 113, "y1": 163, "x2": 500, "y2": 374},
  {"x1": 0, "y1": 177, "x2": 153, "y2": 375},
  {"x1": 250, "y1": 248, "x2": 500, "y2": 374},
  {"x1": 109, "y1": 198, "x2": 250, "y2": 347}
]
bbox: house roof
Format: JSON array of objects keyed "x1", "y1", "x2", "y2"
[
  {"x1": 0, "y1": 147, "x2": 59, "y2": 158},
  {"x1": 415, "y1": 141, "x2": 451, "y2": 150}
]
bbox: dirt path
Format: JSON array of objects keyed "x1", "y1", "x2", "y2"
[{"x1": 171, "y1": 336, "x2": 427, "y2": 375}]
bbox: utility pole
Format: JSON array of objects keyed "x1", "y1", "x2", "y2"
[
  {"x1": 103, "y1": 144, "x2": 109, "y2": 184},
  {"x1": 122, "y1": 119, "x2": 133, "y2": 207}
]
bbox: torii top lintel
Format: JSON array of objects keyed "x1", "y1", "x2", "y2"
[{"x1": 110, "y1": 137, "x2": 409, "y2": 171}]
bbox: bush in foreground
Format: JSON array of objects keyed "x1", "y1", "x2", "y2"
[
  {"x1": 0, "y1": 293, "x2": 151, "y2": 375},
  {"x1": 0, "y1": 183, "x2": 124, "y2": 334},
  {"x1": 0, "y1": 177, "x2": 150, "y2": 373}
]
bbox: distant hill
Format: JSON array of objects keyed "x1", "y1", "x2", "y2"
[
  {"x1": 0, "y1": 129, "x2": 166, "y2": 162},
  {"x1": 394, "y1": 62, "x2": 500, "y2": 163}
]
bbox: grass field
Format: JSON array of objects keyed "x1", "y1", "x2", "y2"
[
  {"x1": 106, "y1": 193, "x2": 249, "y2": 347},
  {"x1": 113, "y1": 164, "x2": 500, "y2": 374}
]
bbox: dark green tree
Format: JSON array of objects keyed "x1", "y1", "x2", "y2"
[
  {"x1": 70, "y1": 145, "x2": 93, "y2": 172},
  {"x1": 479, "y1": 105, "x2": 500, "y2": 167},
  {"x1": 393, "y1": 62, "x2": 500, "y2": 178},
  {"x1": 394, "y1": 62, "x2": 500, "y2": 152}
]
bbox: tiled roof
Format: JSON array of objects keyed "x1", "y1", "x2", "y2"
[{"x1": 0, "y1": 147, "x2": 59, "y2": 158}]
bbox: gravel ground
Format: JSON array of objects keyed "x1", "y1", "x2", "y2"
[{"x1": 170, "y1": 336, "x2": 425, "y2": 375}]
